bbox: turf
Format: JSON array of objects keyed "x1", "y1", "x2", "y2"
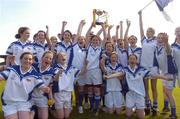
[{"x1": 0, "y1": 80, "x2": 180, "y2": 119}]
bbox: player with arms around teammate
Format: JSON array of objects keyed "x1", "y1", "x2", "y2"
[{"x1": 0, "y1": 52, "x2": 50, "y2": 119}]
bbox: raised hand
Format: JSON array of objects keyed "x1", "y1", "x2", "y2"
[
  {"x1": 126, "y1": 19, "x2": 131, "y2": 27},
  {"x1": 62, "y1": 21, "x2": 67, "y2": 26}
]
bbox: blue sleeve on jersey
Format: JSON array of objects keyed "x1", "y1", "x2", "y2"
[
  {"x1": 34, "y1": 82, "x2": 44, "y2": 89},
  {"x1": 167, "y1": 55, "x2": 178, "y2": 74},
  {"x1": 67, "y1": 48, "x2": 74, "y2": 67},
  {"x1": 153, "y1": 51, "x2": 159, "y2": 68},
  {"x1": 120, "y1": 74, "x2": 129, "y2": 95},
  {"x1": 74, "y1": 69, "x2": 80, "y2": 78},
  {"x1": 0, "y1": 72, "x2": 8, "y2": 80}
]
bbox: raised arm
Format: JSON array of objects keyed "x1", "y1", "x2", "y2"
[
  {"x1": 86, "y1": 23, "x2": 93, "y2": 39},
  {"x1": 120, "y1": 21, "x2": 123, "y2": 40},
  {"x1": 60, "y1": 21, "x2": 67, "y2": 41},
  {"x1": 101, "y1": 23, "x2": 108, "y2": 47},
  {"x1": 45, "y1": 25, "x2": 52, "y2": 49},
  {"x1": 124, "y1": 19, "x2": 131, "y2": 50},
  {"x1": 107, "y1": 25, "x2": 113, "y2": 41},
  {"x1": 138, "y1": 11, "x2": 145, "y2": 41},
  {"x1": 74, "y1": 20, "x2": 86, "y2": 43}
]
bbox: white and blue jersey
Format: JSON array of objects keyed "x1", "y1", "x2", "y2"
[
  {"x1": 55, "y1": 41, "x2": 72, "y2": 62},
  {"x1": 0, "y1": 65, "x2": 44, "y2": 105},
  {"x1": 32, "y1": 63, "x2": 55, "y2": 98},
  {"x1": 86, "y1": 45, "x2": 102, "y2": 70},
  {"x1": 124, "y1": 65, "x2": 150, "y2": 97},
  {"x1": 52, "y1": 64, "x2": 67, "y2": 93},
  {"x1": 154, "y1": 45, "x2": 177, "y2": 75},
  {"x1": 115, "y1": 46, "x2": 128, "y2": 67},
  {"x1": 154, "y1": 46, "x2": 168, "y2": 74},
  {"x1": 6, "y1": 40, "x2": 36, "y2": 65},
  {"x1": 105, "y1": 63, "x2": 123, "y2": 92},
  {"x1": 69, "y1": 43, "x2": 87, "y2": 70},
  {"x1": 57, "y1": 66, "x2": 80, "y2": 92},
  {"x1": 140, "y1": 36, "x2": 157, "y2": 68},
  {"x1": 33, "y1": 42, "x2": 49, "y2": 63},
  {"x1": 128, "y1": 47, "x2": 142, "y2": 64},
  {"x1": 171, "y1": 42, "x2": 180, "y2": 85}
]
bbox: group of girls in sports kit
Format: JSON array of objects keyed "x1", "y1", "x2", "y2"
[{"x1": 0, "y1": 11, "x2": 180, "y2": 119}]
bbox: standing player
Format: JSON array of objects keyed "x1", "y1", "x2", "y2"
[
  {"x1": 86, "y1": 34, "x2": 103, "y2": 116},
  {"x1": 0, "y1": 52, "x2": 50, "y2": 119},
  {"x1": 171, "y1": 26, "x2": 180, "y2": 87},
  {"x1": 6, "y1": 27, "x2": 36, "y2": 65},
  {"x1": 33, "y1": 26, "x2": 52, "y2": 63},
  {"x1": 115, "y1": 21, "x2": 128, "y2": 67},
  {"x1": 138, "y1": 11, "x2": 158, "y2": 115},
  {"x1": 55, "y1": 29, "x2": 73, "y2": 63},
  {"x1": 155, "y1": 33, "x2": 177, "y2": 119}
]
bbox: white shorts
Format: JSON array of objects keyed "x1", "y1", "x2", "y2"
[
  {"x1": 31, "y1": 96, "x2": 48, "y2": 108},
  {"x1": 54, "y1": 91, "x2": 72, "y2": 109},
  {"x1": 105, "y1": 91, "x2": 123, "y2": 108},
  {"x1": 76, "y1": 74, "x2": 86, "y2": 86},
  {"x1": 147, "y1": 67, "x2": 159, "y2": 76},
  {"x1": 2, "y1": 101, "x2": 31, "y2": 117},
  {"x1": 126, "y1": 91, "x2": 145, "y2": 109},
  {"x1": 86, "y1": 68, "x2": 102, "y2": 85}
]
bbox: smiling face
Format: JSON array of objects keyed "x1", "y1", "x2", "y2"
[
  {"x1": 105, "y1": 42, "x2": 114, "y2": 55},
  {"x1": 20, "y1": 52, "x2": 33, "y2": 69},
  {"x1": 146, "y1": 27, "x2": 155, "y2": 39},
  {"x1": 37, "y1": 31, "x2": 46, "y2": 44},
  {"x1": 128, "y1": 35, "x2": 137, "y2": 47},
  {"x1": 128, "y1": 54, "x2": 137, "y2": 66},
  {"x1": 77, "y1": 36, "x2": 86, "y2": 48},
  {"x1": 20, "y1": 29, "x2": 30, "y2": 41},
  {"x1": 157, "y1": 33, "x2": 164, "y2": 45},
  {"x1": 175, "y1": 27, "x2": 180, "y2": 43},
  {"x1": 41, "y1": 51, "x2": 53, "y2": 67},
  {"x1": 91, "y1": 35, "x2": 100, "y2": 48},
  {"x1": 50, "y1": 36, "x2": 58, "y2": 46},
  {"x1": 63, "y1": 31, "x2": 72, "y2": 43}
]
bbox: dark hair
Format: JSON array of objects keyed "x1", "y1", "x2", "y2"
[
  {"x1": 37, "y1": 30, "x2": 46, "y2": 35},
  {"x1": 15, "y1": 27, "x2": 30, "y2": 39},
  {"x1": 91, "y1": 35, "x2": 101, "y2": 41},
  {"x1": 64, "y1": 30, "x2": 72, "y2": 37},
  {"x1": 42, "y1": 51, "x2": 53, "y2": 58},
  {"x1": 105, "y1": 41, "x2": 114, "y2": 49},
  {"x1": 20, "y1": 52, "x2": 33, "y2": 60},
  {"x1": 128, "y1": 53, "x2": 137, "y2": 60},
  {"x1": 128, "y1": 35, "x2": 137, "y2": 41}
]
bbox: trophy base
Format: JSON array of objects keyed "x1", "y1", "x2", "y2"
[{"x1": 96, "y1": 22, "x2": 103, "y2": 25}]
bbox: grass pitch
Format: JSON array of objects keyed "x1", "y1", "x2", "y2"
[{"x1": 0, "y1": 80, "x2": 180, "y2": 119}]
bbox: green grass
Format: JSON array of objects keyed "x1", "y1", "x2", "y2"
[{"x1": 0, "y1": 80, "x2": 180, "y2": 119}]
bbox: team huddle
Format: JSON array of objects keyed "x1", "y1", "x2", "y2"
[{"x1": 0, "y1": 11, "x2": 180, "y2": 119}]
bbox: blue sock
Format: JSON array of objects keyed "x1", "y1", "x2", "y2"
[
  {"x1": 146, "y1": 100, "x2": 151, "y2": 109},
  {"x1": 88, "y1": 94, "x2": 94, "y2": 109},
  {"x1": 94, "y1": 95, "x2": 101, "y2": 112},
  {"x1": 153, "y1": 101, "x2": 158, "y2": 111},
  {"x1": 164, "y1": 100, "x2": 169, "y2": 108},
  {"x1": 171, "y1": 107, "x2": 176, "y2": 116},
  {"x1": 78, "y1": 92, "x2": 84, "y2": 106},
  {"x1": 85, "y1": 93, "x2": 88, "y2": 103}
]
